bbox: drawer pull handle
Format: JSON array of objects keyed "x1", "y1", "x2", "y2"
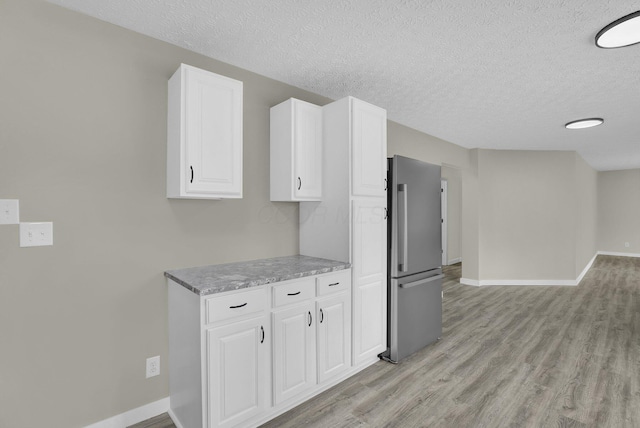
[
  {"x1": 190, "y1": 166, "x2": 194, "y2": 183},
  {"x1": 308, "y1": 311, "x2": 312, "y2": 326},
  {"x1": 229, "y1": 303, "x2": 247, "y2": 309},
  {"x1": 328, "y1": 282, "x2": 340, "y2": 287},
  {"x1": 287, "y1": 291, "x2": 301, "y2": 296},
  {"x1": 320, "y1": 308, "x2": 324, "y2": 323},
  {"x1": 260, "y1": 326, "x2": 265, "y2": 344}
]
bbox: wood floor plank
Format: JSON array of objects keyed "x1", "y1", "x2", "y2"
[
  {"x1": 127, "y1": 413, "x2": 176, "y2": 428},
  {"x1": 139, "y1": 256, "x2": 640, "y2": 428}
]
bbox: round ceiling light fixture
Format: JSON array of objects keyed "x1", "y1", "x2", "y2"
[
  {"x1": 565, "y1": 118, "x2": 604, "y2": 129},
  {"x1": 596, "y1": 11, "x2": 640, "y2": 48}
]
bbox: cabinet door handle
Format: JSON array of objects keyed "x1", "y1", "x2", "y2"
[
  {"x1": 308, "y1": 311, "x2": 312, "y2": 326},
  {"x1": 287, "y1": 291, "x2": 301, "y2": 296},
  {"x1": 297, "y1": 177, "x2": 302, "y2": 190},
  {"x1": 229, "y1": 303, "x2": 247, "y2": 309},
  {"x1": 384, "y1": 178, "x2": 388, "y2": 191},
  {"x1": 320, "y1": 308, "x2": 324, "y2": 323},
  {"x1": 328, "y1": 282, "x2": 339, "y2": 287},
  {"x1": 384, "y1": 208, "x2": 388, "y2": 220},
  {"x1": 260, "y1": 326, "x2": 265, "y2": 344},
  {"x1": 190, "y1": 166, "x2": 194, "y2": 183}
]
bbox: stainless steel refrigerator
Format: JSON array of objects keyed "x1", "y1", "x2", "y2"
[{"x1": 381, "y1": 155, "x2": 443, "y2": 363}]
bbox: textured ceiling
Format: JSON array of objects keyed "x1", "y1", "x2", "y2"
[{"x1": 46, "y1": 0, "x2": 640, "y2": 171}]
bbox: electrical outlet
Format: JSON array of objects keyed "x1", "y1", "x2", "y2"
[
  {"x1": 625, "y1": 242, "x2": 630, "y2": 248},
  {"x1": 146, "y1": 356, "x2": 160, "y2": 378},
  {"x1": 0, "y1": 200, "x2": 19, "y2": 225},
  {"x1": 19, "y1": 222, "x2": 53, "y2": 247}
]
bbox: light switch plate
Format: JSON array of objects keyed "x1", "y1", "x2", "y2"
[
  {"x1": 20, "y1": 222, "x2": 53, "y2": 247},
  {"x1": 0, "y1": 199, "x2": 19, "y2": 224}
]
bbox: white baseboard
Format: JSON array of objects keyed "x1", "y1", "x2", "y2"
[
  {"x1": 168, "y1": 408, "x2": 185, "y2": 428},
  {"x1": 460, "y1": 278, "x2": 480, "y2": 286},
  {"x1": 461, "y1": 276, "x2": 574, "y2": 286},
  {"x1": 598, "y1": 251, "x2": 640, "y2": 258},
  {"x1": 84, "y1": 397, "x2": 169, "y2": 428},
  {"x1": 575, "y1": 253, "x2": 597, "y2": 285},
  {"x1": 460, "y1": 253, "x2": 598, "y2": 287},
  {"x1": 474, "y1": 279, "x2": 577, "y2": 286}
]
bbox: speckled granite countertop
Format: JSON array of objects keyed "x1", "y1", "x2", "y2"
[{"x1": 165, "y1": 255, "x2": 351, "y2": 296}]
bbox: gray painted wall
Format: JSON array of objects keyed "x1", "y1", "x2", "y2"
[
  {"x1": 575, "y1": 154, "x2": 598, "y2": 276},
  {"x1": 478, "y1": 150, "x2": 578, "y2": 281},
  {"x1": 0, "y1": 1, "x2": 332, "y2": 427},
  {"x1": 0, "y1": 2, "x2": 473, "y2": 427},
  {"x1": 0, "y1": 1, "x2": 613, "y2": 427},
  {"x1": 475, "y1": 150, "x2": 598, "y2": 282},
  {"x1": 441, "y1": 166, "x2": 462, "y2": 264},
  {"x1": 598, "y1": 169, "x2": 640, "y2": 254}
]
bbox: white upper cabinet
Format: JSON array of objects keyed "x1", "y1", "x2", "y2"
[
  {"x1": 270, "y1": 98, "x2": 322, "y2": 201},
  {"x1": 167, "y1": 64, "x2": 243, "y2": 199},
  {"x1": 351, "y1": 98, "x2": 387, "y2": 197}
]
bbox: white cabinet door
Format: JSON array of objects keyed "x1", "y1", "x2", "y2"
[
  {"x1": 167, "y1": 64, "x2": 243, "y2": 199},
  {"x1": 293, "y1": 100, "x2": 322, "y2": 200},
  {"x1": 207, "y1": 316, "x2": 269, "y2": 428},
  {"x1": 270, "y1": 98, "x2": 322, "y2": 201},
  {"x1": 316, "y1": 292, "x2": 351, "y2": 383},
  {"x1": 352, "y1": 198, "x2": 387, "y2": 365},
  {"x1": 351, "y1": 98, "x2": 386, "y2": 198},
  {"x1": 272, "y1": 301, "x2": 317, "y2": 405}
]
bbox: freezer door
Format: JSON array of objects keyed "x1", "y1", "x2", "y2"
[
  {"x1": 390, "y1": 156, "x2": 442, "y2": 278},
  {"x1": 388, "y1": 271, "x2": 443, "y2": 362}
]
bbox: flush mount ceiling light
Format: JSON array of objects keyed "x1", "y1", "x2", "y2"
[
  {"x1": 596, "y1": 11, "x2": 640, "y2": 48},
  {"x1": 565, "y1": 118, "x2": 604, "y2": 129}
]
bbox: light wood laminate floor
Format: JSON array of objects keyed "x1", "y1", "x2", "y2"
[{"x1": 132, "y1": 255, "x2": 640, "y2": 427}]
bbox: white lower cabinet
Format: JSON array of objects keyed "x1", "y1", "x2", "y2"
[
  {"x1": 168, "y1": 269, "x2": 356, "y2": 428},
  {"x1": 207, "y1": 316, "x2": 270, "y2": 428},
  {"x1": 272, "y1": 301, "x2": 316, "y2": 405},
  {"x1": 352, "y1": 278, "x2": 385, "y2": 364},
  {"x1": 272, "y1": 272, "x2": 352, "y2": 405},
  {"x1": 316, "y1": 291, "x2": 351, "y2": 383},
  {"x1": 351, "y1": 198, "x2": 387, "y2": 365}
]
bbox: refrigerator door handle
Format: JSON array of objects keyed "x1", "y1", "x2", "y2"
[
  {"x1": 399, "y1": 274, "x2": 444, "y2": 288},
  {"x1": 398, "y1": 183, "x2": 408, "y2": 272}
]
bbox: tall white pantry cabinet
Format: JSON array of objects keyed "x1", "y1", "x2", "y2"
[{"x1": 300, "y1": 96, "x2": 388, "y2": 367}]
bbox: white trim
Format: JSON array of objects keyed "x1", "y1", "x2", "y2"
[
  {"x1": 448, "y1": 257, "x2": 462, "y2": 265},
  {"x1": 477, "y1": 279, "x2": 577, "y2": 286},
  {"x1": 575, "y1": 253, "x2": 597, "y2": 285},
  {"x1": 459, "y1": 253, "x2": 599, "y2": 287},
  {"x1": 84, "y1": 397, "x2": 169, "y2": 428},
  {"x1": 168, "y1": 408, "x2": 185, "y2": 428},
  {"x1": 460, "y1": 278, "x2": 480, "y2": 286},
  {"x1": 598, "y1": 251, "x2": 640, "y2": 258}
]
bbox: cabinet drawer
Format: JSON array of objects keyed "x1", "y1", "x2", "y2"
[
  {"x1": 206, "y1": 288, "x2": 267, "y2": 325},
  {"x1": 317, "y1": 270, "x2": 351, "y2": 296},
  {"x1": 273, "y1": 278, "x2": 315, "y2": 308}
]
